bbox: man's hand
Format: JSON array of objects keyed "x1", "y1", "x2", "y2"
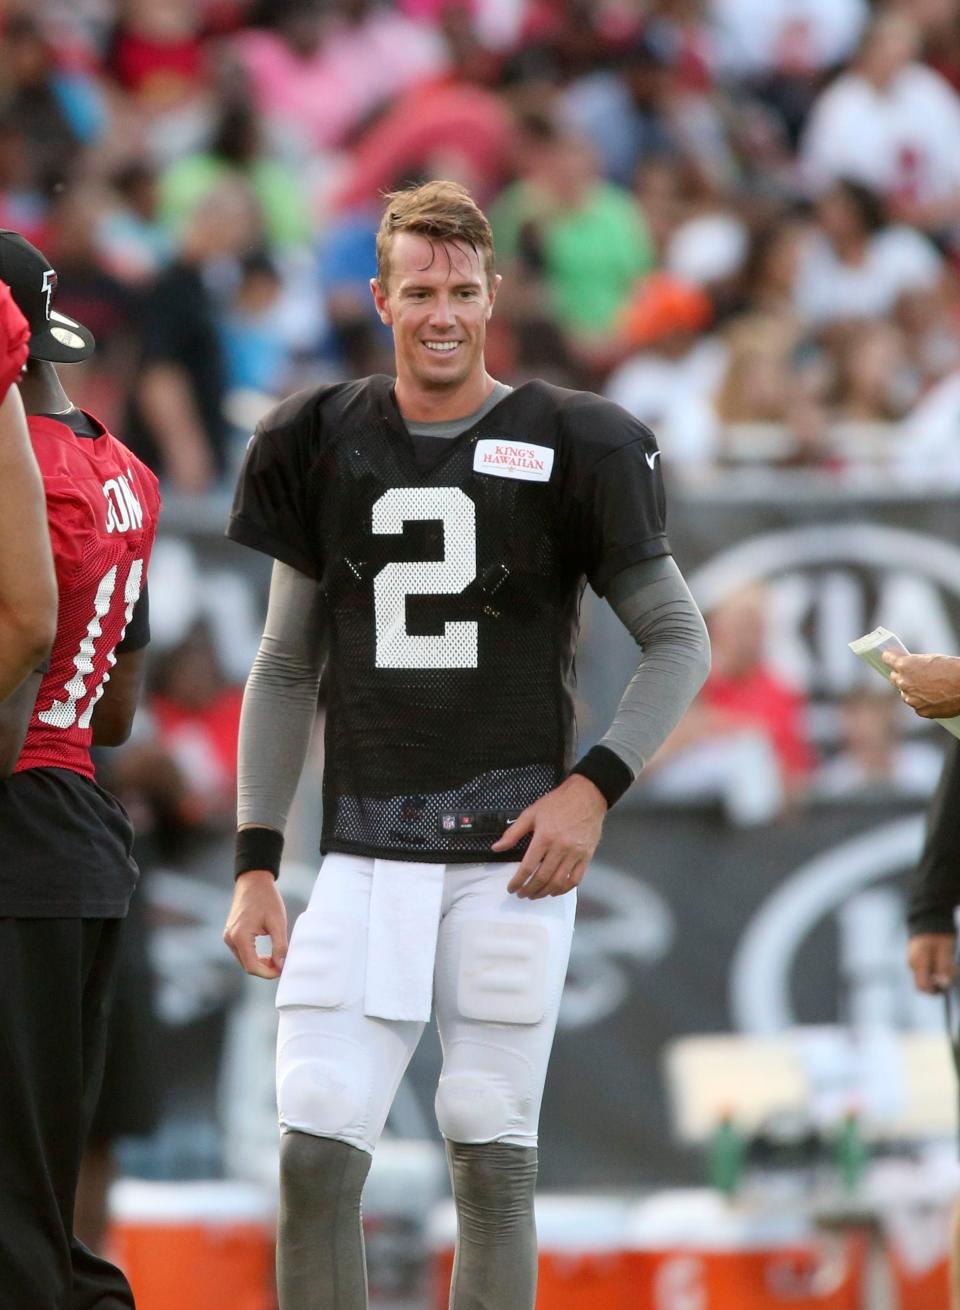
[
  {"x1": 907, "y1": 932, "x2": 958, "y2": 994},
  {"x1": 491, "y1": 774, "x2": 607, "y2": 899},
  {"x1": 223, "y1": 868, "x2": 288, "y2": 979},
  {"x1": 882, "y1": 652, "x2": 960, "y2": 718}
]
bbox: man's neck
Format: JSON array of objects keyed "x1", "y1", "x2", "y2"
[
  {"x1": 18, "y1": 360, "x2": 72, "y2": 416},
  {"x1": 394, "y1": 371, "x2": 497, "y2": 425}
]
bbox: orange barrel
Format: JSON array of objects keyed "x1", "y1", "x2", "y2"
[
  {"x1": 429, "y1": 1193, "x2": 635, "y2": 1310},
  {"x1": 624, "y1": 1189, "x2": 865, "y2": 1310},
  {"x1": 883, "y1": 1201, "x2": 952, "y2": 1310},
  {"x1": 106, "y1": 1179, "x2": 276, "y2": 1310}
]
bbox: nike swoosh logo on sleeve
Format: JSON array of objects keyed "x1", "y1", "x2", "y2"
[{"x1": 645, "y1": 450, "x2": 661, "y2": 470}]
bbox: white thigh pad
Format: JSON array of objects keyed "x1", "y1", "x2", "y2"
[
  {"x1": 276, "y1": 913, "x2": 363, "y2": 1010},
  {"x1": 456, "y1": 920, "x2": 550, "y2": 1024}
]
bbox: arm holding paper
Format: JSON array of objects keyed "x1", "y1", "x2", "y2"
[
  {"x1": 882, "y1": 651, "x2": 960, "y2": 720},
  {"x1": 848, "y1": 627, "x2": 960, "y2": 738}
]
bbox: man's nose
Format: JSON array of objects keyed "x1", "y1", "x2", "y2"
[{"x1": 429, "y1": 294, "x2": 455, "y2": 328}]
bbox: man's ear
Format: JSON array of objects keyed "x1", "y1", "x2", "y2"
[
  {"x1": 370, "y1": 277, "x2": 392, "y2": 326},
  {"x1": 485, "y1": 272, "x2": 502, "y2": 319}
]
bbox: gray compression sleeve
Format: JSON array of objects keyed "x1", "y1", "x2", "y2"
[
  {"x1": 600, "y1": 556, "x2": 711, "y2": 776},
  {"x1": 236, "y1": 560, "x2": 326, "y2": 832}
]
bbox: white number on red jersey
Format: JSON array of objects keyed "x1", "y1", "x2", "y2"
[{"x1": 37, "y1": 558, "x2": 144, "y2": 730}]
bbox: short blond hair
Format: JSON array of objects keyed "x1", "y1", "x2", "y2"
[{"x1": 376, "y1": 180, "x2": 495, "y2": 291}]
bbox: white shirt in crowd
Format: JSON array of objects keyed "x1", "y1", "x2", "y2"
[
  {"x1": 893, "y1": 369, "x2": 960, "y2": 489},
  {"x1": 605, "y1": 338, "x2": 728, "y2": 467},
  {"x1": 794, "y1": 225, "x2": 942, "y2": 325},
  {"x1": 710, "y1": 0, "x2": 868, "y2": 78},
  {"x1": 801, "y1": 62, "x2": 960, "y2": 204}
]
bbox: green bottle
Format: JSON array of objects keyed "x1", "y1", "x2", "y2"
[
  {"x1": 708, "y1": 1111, "x2": 745, "y2": 1196},
  {"x1": 834, "y1": 1109, "x2": 869, "y2": 1193}
]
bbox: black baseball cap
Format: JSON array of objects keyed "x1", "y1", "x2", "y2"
[{"x1": 0, "y1": 230, "x2": 95, "y2": 362}]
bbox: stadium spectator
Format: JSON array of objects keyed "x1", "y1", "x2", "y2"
[
  {"x1": 814, "y1": 685, "x2": 943, "y2": 799},
  {"x1": 801, "y1": 11, "x2": 960, "y2": 238},
  {"x1": 96, "y1": 161, "x2": 172, "y2": 286},
  {"x1": 491, "y1": 116, "x2": 655, "y2": 349},
  {"x1": 108, "y1": 619, "x2": 245, "y2": 860},
  {"x1": 893, "y1": 364, "x2": 960, "y2": 488},
  {"x1": 231, "y1": 0, "x2": 448, "y2": 155},
  {"x1": 125, "y1": 181, "x2": 260, "y2": 494},
  {"x1": 642, "y1": 583, "x2": 814, "y2": 821},
  {"x1": 0, "y1": 12, "x2": 107, "y2": 196},
  {"x1": 42, "y1": 181, "x2": 141, "y2": 426},
  {"x1": 711, "y1": 0, "x2": 868, "y2": 82},
  {"x1": 159, "y1": 98, "x2": 311, "y2": 249},
  {"x1": 794, "y1": 179, "x2": 943, "y2": 327},
  {"x1": 831, "y1": 321, "x2": 913, "y2": 425},
  {"x1": 604, "y1": 272, "x2": 723, "y2": 451}
]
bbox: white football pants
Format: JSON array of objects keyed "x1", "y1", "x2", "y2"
[{"x1": 275, "y1": 853, "x2": 576, "y2": 1153}]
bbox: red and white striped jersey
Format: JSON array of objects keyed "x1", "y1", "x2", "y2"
[{"x1": 16, "y1": 412, "x2": 161, "y2": 780}]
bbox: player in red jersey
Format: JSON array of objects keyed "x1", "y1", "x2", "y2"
[
  {"x1": 0, "y1": 275, "x2": 57, "y2": 698},
  {"x1": 0, "y1": 232, "x2": 161, "y2": 1309}
]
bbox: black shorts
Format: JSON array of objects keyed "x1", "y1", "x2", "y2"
[{"x1": 0, "y1": 767, "x2": 137, "y2": 917}]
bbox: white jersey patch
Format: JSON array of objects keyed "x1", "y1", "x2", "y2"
[{"x1": 473, "y1": 439, "x2": 554, "y2": 482}]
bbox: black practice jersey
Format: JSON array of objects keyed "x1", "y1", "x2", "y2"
[{"x1": 228, "y1": 376, "x2": 670, "y2": 862}]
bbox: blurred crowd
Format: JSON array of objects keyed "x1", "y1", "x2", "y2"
[
  {"x1": 13, "y1": 0, "x2": 958, "y2": 844},
  {"x1": 8, "y1": 0, "x2": 960, "y2": 496}
]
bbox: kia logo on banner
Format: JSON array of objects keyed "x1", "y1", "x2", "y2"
[{"x1": 689, "y1": 522, "x2": 960, "y2": 737}]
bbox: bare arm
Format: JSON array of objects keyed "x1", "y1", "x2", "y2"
[
  {"x1": 91, "y1": 648, "x2": 148, "y2": 746},
  {"x1": 0, "y1": 669, "x2": 41, "y2": 777},
  {"x1": 0, "y1": 389, "x2": 56, "y2": 698},
  {"x1": 137, "y1": 363, "x2": 216, "y2": 495}
]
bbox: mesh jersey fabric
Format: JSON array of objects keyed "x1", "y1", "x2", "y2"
[
  {"x1": 15, "y1": 412, "x2": 161, "y2": 780},
  {"x1": 228, "y1": 375, "x2": 669, "y2": 862},
  {"x1": 0, "y1": 278, "x2": 29, "y2": 396}
]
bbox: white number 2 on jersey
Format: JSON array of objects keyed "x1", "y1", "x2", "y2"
[
  {"x1": 372, "y1": 487, "x2": 478, "y2": 669},
  {"x1": 38, "y1": 558, "x2": 144, "y2": 730}
]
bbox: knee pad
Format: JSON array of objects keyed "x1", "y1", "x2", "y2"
[
  {"x1": 277, "y1": 1033, "x2": 370, "y2": 1141},
  {"x1": 435, "y1": 1043, "x2": 534, "y2": 1142}
]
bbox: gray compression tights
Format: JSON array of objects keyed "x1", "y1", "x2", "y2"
[
  {"x1": 446, "y1": 1140, "x2": 539, "y2": 1310},
  {"x1": 277, "y1": 1132, "x2": 372, "y2": 1310},
  {"x1": 276, "y1": 1133, "x2": 538, "y2": 1310}
]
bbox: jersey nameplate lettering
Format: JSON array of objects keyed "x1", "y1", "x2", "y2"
[
  {"x1": 103, "y1": 469, "x2": 144, "y2": 534},
  {"x1": 473, "y1": 439, "x2": 554, "y2": 483}
]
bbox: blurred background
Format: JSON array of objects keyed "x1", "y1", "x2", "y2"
[{"x1": 16, "y1": 0, "x2": 960, "y2": 1304}]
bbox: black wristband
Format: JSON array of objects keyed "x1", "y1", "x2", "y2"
[
  {"x1": 235, "y1": 826, "x2": 284, "y2": 880},
  {"x1": 569, "y1": 744, "x2": 634, "y2": 809}
]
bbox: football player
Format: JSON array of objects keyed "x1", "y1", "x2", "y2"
[
  {"x1": 224, "y1": 181, "x2": 710, "y2": 1310},
  {"x1": 0, "y1": 231, "x2": 161, "y2": 1309},
  {"x1": 0, "y1": 275, "x2": 57, "y2": 698}
]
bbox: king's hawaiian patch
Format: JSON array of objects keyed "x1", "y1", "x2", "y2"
[{"x1": 473, "y1": 439, "x2": 554, "y2": 482}]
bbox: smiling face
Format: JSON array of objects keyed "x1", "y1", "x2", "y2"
[{"x1": 371, "y1": 230, "x2": 499, "y2": 420}]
